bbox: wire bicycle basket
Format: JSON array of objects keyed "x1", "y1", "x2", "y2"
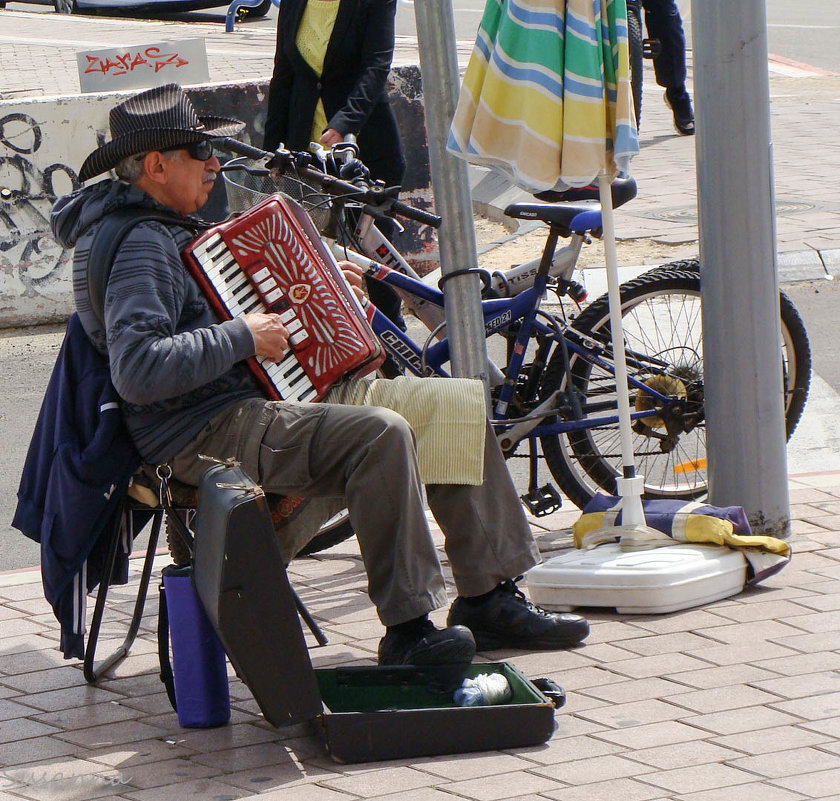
[{"x1": 221, "y1": 156, "x2": 335, "y2": 234}]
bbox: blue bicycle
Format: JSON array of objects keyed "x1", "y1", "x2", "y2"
[{"x1": 220, "y1": 139, "x2": 811, "y2": 549}]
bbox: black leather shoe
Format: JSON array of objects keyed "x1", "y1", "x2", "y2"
[
  {"x1": 448, "y1": 579, "x2": 590, "y2": 651},
  {"x1": 665, "y1": 89, "x2": 695, "y2": 136},
  {"x1": 378, "y1": 620, "x2": 476, "y2": 668}
]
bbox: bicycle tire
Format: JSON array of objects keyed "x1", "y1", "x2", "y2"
[
  {"x1": 541, "y1": 268, "x2": 710, "y2": 508},
  {"x1": 627, "y1": 0, "x2": 644, "y2": 129},
  {"x1": 540, "y1": 265, "x2": 811, "y2": 509},
  {"x1": 656, "y1": 258, "x2": 811, "y2": 437},
  {"x1": 294, "y1": 510, "x2": 356, "y2": 557}
]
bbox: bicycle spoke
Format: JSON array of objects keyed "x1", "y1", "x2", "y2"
[{"x1": 540, "y1": 268, "x2": 712, "y2": 507}]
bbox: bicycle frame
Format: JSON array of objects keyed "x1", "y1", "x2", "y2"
[
  {"x1": 332, "y1": 205, "x2": 591, "y2": 392},
  {"x1": 354, "y1": 254, "x2": 678, "y2": 454},
  {"x1": 217, "y1": 139, "x2": 806, "y2": 509}
]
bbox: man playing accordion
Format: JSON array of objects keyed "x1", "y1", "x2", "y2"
[{"x1": 51, "y1": 83, "x2": 589, "y2": 680}]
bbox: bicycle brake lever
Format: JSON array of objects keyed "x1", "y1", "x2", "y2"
[
  {"x1": 362, "y1": 204, "x2": 405, "y2": 233},
  {"x1": 265, "y1": 148, "x2": 313, "y2": 173},
  {"x1": 373, "y1": 184, "x2": 402, "y2": 201}
]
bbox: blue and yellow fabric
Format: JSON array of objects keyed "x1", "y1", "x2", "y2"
[
  {"x1": 447, "y1": 0, "x2": 639, "y2": 193},
  {"x1": 572, "y1": 493, "x2": 792, "y2": 586}
]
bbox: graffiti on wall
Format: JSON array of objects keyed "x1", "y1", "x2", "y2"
[
  {"x1": 82, "y1": 47, "x2": 190, "y2": 79},
  {"x1": 0, "y1": 111, "x2": 80, "y2": 318},
  {"x1": 0, "y1": 74, "x2": 436, "y2": 327},
  {"x1": 77, "y1": 39, "x2": 210, "y2": 94}
]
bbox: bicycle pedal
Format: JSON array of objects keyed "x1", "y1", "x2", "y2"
[
  {"x1": 642, "y1": 38, "x2": 662, "y2": 59},
  {"x1": 520, "y1": 484, "x2": 563, "y2": 517}
]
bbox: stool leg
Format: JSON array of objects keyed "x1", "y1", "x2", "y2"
[
  {"x1": 84, "y1": 509, "x2": 163, "y2": 683},
  {"x1": 290, "y1": 587, "x2": 328, "y2": 646}
]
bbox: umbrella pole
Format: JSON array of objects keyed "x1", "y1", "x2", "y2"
[{"x1": 596, "y1": 171, "x2": 664, "y2": 549}]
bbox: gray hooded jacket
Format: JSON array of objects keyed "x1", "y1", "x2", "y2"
[{"x1": 51, "y1": 179, "x2": 262, "y2": 464}]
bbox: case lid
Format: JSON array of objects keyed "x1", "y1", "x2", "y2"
[{"x1": 193, "y1": 462, "x2": 324, "y2": 727}]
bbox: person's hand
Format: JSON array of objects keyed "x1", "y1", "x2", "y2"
[
  {"x1": 319, "y1": 128, "x2": 344, "y2": 147},
  {"x1": 339, "y1": 260, "x2": 367, "y2": 303},
  {"x1": 242, "y1": 313, "x2": 290, "y2": 361}
]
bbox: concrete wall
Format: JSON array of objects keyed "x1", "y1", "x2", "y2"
[{"x1": 0, "y1": 68, "x2": 436, "y2": 329}]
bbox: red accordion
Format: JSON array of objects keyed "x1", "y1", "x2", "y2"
[{"x1": 183, "y1": 195, "x2": 384, "y2": 402}]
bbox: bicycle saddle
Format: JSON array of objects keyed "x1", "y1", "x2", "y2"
[
  {"x1": 534, "y1": 175, "x2": 637, "y2": 207},
  {"x1": 504, "y1": 200, "x2": 599, "y2": 232},
  {"x1": 503, "y1": 175, "x2": 638, "y2": 232}
]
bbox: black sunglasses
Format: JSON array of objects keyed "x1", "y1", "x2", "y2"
[
  {"x1": 166, "y1": 140, "x2": 215, "y2": 161},
  {"x1": 136, "y1": 140, "x2": 214, "y2": 163}
]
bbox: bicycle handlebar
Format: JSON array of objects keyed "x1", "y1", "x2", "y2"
[
  {"x1": 220, "y1": 137, "x2": 270, "y2": 162},
  {"x1": 390, "y1": 199, "x2": 442, "y2": 229},
  {"x1": 219, "y1": 137, "x2": 442, "y2": 230}
]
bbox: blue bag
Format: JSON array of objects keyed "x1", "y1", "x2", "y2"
[{"x1": 159, "y1": 564, "x2": 230, "y2": 728}]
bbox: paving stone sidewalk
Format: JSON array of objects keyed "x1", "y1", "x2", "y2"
[{"x1": 2, "y1": 471, "x2": 840, "y2": 801}]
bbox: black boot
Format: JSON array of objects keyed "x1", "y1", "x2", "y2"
[
  {"x1": 665, "y1": 87, "x2": 695, "y2": 136},
  {"x1": 378, "y1": 617, "x2": 476, "y2": 689},
  {"x1": 448, "y1": 579, "x2": 590, "y2": 651}
]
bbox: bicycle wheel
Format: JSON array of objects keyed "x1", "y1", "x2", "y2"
[
  {"x1": 660, "y1": 258, "x2": 811, "y2": 437},
  {"x1": 540, "y1": 265, "x2": 811, "y2": 509},
  {"x1": 541, "y1": 268, "x2": 708, "y2": 508},
  {"x1": 294, "y1": 509, "x2": 355, "y2": 557},
  {"x1": 626, "y1": 0, "x2": 644, "y2": 128}
]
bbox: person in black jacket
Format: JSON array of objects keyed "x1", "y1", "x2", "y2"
[{"x1": 264, "y1": 0, "x2": 407, "y2": 331}]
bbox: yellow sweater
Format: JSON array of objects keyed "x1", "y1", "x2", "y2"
[
  {"x1": 296, "y1": 0, "x2": 341, "y2": 145},
  {"x1": 328, "y1": 376, "x2": 487, "y2": 486}
]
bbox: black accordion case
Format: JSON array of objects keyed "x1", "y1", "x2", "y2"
[{"x1": 192, "y1": 462, "x2": 561, "y2": 764}]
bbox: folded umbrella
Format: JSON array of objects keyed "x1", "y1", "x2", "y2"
[{"x1": 449, "y1": 0, "x2": 659, "y2": 542}]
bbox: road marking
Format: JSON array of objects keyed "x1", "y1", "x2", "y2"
[{"x1": 768, "y1": 53, "x2": 838, "y2": 78}]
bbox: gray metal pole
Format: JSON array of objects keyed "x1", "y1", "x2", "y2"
[
  {"x1": 691, "y1": 0, "x2": 790, "y2": 536},
  {"x1": 413, "y1": 0, "x2": 490, "y2": 394}
]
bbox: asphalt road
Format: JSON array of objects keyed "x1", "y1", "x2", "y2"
[
  {"x1": 1, "y1": 324, "x2": 65, "y2": 572},
  {"x1": 785, "y1": 279, "x2": 840, "y2": 393}
]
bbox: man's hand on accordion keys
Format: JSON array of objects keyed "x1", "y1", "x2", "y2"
[{"x1": 243, "y1": 313, "x2": 292, "y2": 363}]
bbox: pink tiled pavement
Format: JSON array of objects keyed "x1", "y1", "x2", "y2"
[{"x1": 0, "y1": 470, "x2": 839, "y2": 800}]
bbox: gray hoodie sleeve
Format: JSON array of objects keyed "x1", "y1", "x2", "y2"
[{"x1": 104, "y1": 221, "x2": 256, "y2": 406}]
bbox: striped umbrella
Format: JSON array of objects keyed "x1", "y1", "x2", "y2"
[
  {"x1": 447, "y1": 0, "x2": 638, "y2": 193},
  {"x1": 449, "y1": 0, "x2": 658, "y2": 539}
]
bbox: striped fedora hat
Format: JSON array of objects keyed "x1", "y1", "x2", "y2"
[{"x1": 79, "y1": 83, "x2": 245, "y2": 182}]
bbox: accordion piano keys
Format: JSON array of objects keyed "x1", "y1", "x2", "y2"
[
  {"x1": 183, "y1": 195, "x2": 383, "y2": 402},
  {"x1": 190, "y1": 232, "x2": 319, "y2": 401},
  {"x1": 256, "y1": 353, "x2": 318, "y2": 402}
]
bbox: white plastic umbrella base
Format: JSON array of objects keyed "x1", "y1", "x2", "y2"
[{"x1": 579, "y1": 524, "x2": 677, "y2": 551}]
